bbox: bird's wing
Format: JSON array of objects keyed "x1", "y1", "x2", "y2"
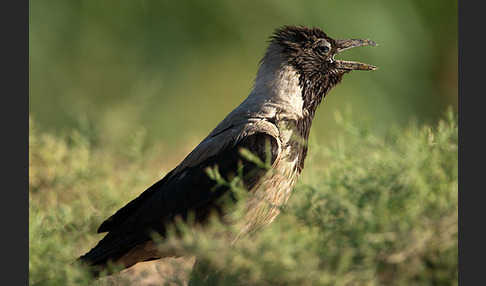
[
  {"x1": 80, "y1": 120, "x2": 281, "y2": 267},
  {"x1": 97, "y1": 119, "x2": 281, "y2": 235}
]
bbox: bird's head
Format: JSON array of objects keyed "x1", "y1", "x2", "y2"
[
  {"x1": 260, "y1": 25, "x2": 377, "y2": 115},
  {"x1": 271, "y1": 25, "x2": 377, "y2": 75}
]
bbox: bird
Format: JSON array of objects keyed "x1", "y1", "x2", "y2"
[{"x1": 78, "y1": 25, "x2": 377, "y2": 276}]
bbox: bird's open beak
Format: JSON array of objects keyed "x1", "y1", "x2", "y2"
[{"x1": 334, "y1": 39, "x2": 377, "y2": 71}]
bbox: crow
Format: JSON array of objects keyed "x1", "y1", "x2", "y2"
[{"x1": 78, "y1": 25, "x2": 377, "y2": 275}]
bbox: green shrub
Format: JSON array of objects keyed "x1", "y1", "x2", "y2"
[
  {"x1": 172, "y1": 110, "x2": 458, "y2": 286},
  {"x1": 29, "y1": 111, "x2": 457, "y2": 285}
]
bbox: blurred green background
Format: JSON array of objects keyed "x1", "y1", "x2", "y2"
[{"x1": 29, "y1": 0, "x2": 457, "y2": 149}]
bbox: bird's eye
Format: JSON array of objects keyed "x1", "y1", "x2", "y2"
[{"x1": 317, "y1": 45, "x2": 330, "y2": 55}]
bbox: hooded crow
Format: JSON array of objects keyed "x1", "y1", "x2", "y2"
[{"x1": 78, "y1": 25, "x2": 377, "y2": 275}]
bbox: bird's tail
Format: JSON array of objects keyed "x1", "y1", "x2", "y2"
[{"x1": 77, "y1": 233, "x2": 144, "y2": 277}]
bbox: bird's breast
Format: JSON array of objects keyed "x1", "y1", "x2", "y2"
[{"x1": 234, "y1": 121, "x2": 305, "y2": 239}]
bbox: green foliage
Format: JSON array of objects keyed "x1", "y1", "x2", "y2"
[
  {"x1": 29, "y1": 111, "x2": 457, "y2": 285},
  {"x1": 165, "y1": 110, "x2": 458, "y2": 286},
  {"x1": 29, "y1": 118, "x2": 168, "y2": 285}
]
